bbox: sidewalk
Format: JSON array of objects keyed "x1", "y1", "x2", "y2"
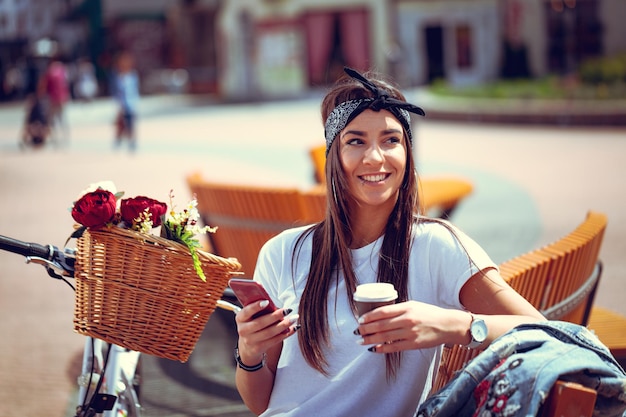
[{"x1": 1, "y1": 92, "x2": 625, "y2": 417}]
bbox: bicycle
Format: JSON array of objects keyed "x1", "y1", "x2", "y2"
[{"x1": 0, "y1": 233, "x2": 242, "y2": 417}]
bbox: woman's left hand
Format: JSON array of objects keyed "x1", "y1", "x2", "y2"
[{"x1": 354, "y1": 301, "x2": 469, "y2": 353}]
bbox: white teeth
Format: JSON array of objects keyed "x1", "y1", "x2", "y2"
[{"x1": 362, "y1": 174, "x2": 386, "y2": 182}]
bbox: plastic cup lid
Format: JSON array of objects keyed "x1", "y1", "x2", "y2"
[{"x1": 353, "y1": 283, "x2": 398, "y2": 302}]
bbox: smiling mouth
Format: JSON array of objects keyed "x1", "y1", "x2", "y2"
[{"x1": 359, "y1": 173, "x2": 390, "y2": 183}]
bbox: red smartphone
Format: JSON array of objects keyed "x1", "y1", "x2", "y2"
[{"x1": 229, "y1": 278, "x2": 279, "y2": 318}]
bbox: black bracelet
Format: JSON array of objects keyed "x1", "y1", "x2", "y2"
[{"x1": 234, "y1": 346, "x2": 266, "y2": 372}]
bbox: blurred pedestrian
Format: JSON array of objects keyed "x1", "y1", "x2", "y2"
[
  {"x1": 3, "y1": 60, "x2": 26, "y2": 100},
  {"x1": 74, "y1": 58, "x2": 98, "y2": 101},
  {"x1": 112, "y1": 51, "x2": 140, "y2": 152},
  {"x1": 39, "y1": 59, "x2": 70, "y2": 146},
  {"x1": 20, "y1": 92, "x2": 50, "y2": 149}
]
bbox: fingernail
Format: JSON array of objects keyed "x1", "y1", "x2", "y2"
[
  {"x1": 368, "y1": 346, "x2": 377, "y2": 353},
  {"x1": 283, "y1": 308, "x2": 293, "y2": 316},
  {"x1": 356, "y1": 338, "x2": 365, "y2": 345},
  {"x1": 260, "y1": 300, "x2": 269, "y2": 308},
  {"x1": 288, "y1": 314, "x2": 300, "y2": 324},
  {"x1": 358, "y1": 316, "x2": 365, "y2": 324},
  {"x1": 293, "y1": 324, "x2": 302, "y2": 332},
  {"x1": 353, "y1": 328, "x2": 360, "y2": 336}
]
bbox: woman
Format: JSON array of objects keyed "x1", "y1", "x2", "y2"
[{"x1": 234, "y1": 67, "x2": 544, "y2": 416}]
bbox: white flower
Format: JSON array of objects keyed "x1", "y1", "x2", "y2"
[{"x1": 134, "y1": 208, "x2": 154, "y2": 234}]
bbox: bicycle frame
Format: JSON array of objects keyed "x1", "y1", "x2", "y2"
[
  {"x1": 0, "y1": 233, "x2": 241, "y2": 417},
  {"x1": 76, "y1": 337, "x2": 142, "y2": 417},
  {"x1": 0, "y1": 234, "x2": 142, "y2": 416}
]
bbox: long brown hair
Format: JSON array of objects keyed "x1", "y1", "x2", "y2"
[{"x1": 294, "y1": 71, "x2": 421, "y2": 379}]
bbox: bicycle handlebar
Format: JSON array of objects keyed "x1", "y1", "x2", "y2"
[
  {"x1": 0, "y1": 234, "x2": 75, "y2": 279},
  {"x1": 0, "y1": 233, "x2": 243, "y2": 314},
  {"x1": 0, "y1": 234, "x2": 52, "y2": 258}
]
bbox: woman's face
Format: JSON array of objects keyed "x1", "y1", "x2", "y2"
[{"x1": 338, "y1": 109, "x2": 407, "y2": 212}]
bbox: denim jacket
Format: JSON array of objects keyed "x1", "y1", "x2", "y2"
[{"x1": 416, "y1": 321, "x2": 626, "y2": 417}]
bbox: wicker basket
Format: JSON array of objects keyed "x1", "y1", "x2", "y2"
[{"x1": 73, "y1": 226, "x2": 241, "y2": 362}]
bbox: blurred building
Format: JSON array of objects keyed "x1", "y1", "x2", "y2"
[
  {"x1": 170, "y1": 0, "x2": 626, "y2": 99},
  {"x1": 0, "y1": 0, "x2": 75, "y2": 54},
  {"x1": 1, "y1": 0, "x2": 625, "y2": 101},
  {"x1": 170, "y1": 0, "x2": 390, "y2": 99},
  {"x1": 0, "y1": 0, "x2": 82, "y2": 99}
]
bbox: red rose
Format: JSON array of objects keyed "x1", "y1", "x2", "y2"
[
  {"x1": 71, "y1": 189, "x2": 117, "y2": 228},
  {"x1": 120, "y1": 196, "x2": 168, "y2": 227}
]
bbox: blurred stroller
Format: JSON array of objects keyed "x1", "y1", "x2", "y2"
[{"x1": 20, "y1": 94, "x2": 51, "y2": 149}]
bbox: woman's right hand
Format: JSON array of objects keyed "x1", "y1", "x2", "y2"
[
  {"x1": 235, "y1": 301, "x2": 298, "y2": 415},
  {"x1": 235, "y1": 300, "x2": 299, "y2": 366}
]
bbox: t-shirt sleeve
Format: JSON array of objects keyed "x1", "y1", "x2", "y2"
[
  {"x1": 252, "y1": 227, "x2": 310, "y2": 307},
  {"x1": 252, "y1": 233, "x2": 285, "y2": 305},
  {"x1": 416, "y1": 221, "x2": 497, "y2": 310}
]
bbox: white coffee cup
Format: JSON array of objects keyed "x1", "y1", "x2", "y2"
[{"x1": 353, "y1": 283, "x2": 398, "y2": 317}]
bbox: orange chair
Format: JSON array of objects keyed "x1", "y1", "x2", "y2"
[{"x1": 187, "y1": 173, "x2": 311, "y2": 276}]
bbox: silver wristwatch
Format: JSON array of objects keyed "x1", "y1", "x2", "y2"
[{"x1": 466, "y1": 314, "x2": 488, "y2": 349}]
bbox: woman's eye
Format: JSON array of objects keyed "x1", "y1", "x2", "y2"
[
  {"x1": 346, "y1": 138, "x2": 364, "y2": 146},
  {"x1": 386, "y1": 136, "x2": 402, "y2": 144}
]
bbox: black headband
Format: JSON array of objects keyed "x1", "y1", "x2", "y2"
[{"x1": 324, "y1": 67, "x2": 425, "y2": 154}]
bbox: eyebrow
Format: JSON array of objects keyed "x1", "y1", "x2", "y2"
[
  {"x1": 341, "y1": 128, "x2": 404, "y2": 138},
  {"x1": 341, "y1": 129, "x2": 366, "y2": 138}
]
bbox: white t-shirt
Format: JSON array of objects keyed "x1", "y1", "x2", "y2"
[{"x1": 253, "y1": 220, "x2": 496, "y2": 417}]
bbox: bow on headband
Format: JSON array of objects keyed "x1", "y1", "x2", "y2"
[{"x1": 324, "y1": 67, "x2": 425, "y2": 154}]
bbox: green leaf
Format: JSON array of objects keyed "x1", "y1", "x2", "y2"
[{"x1": 188, "y1": 245, "x2": 206, "y2": 282}]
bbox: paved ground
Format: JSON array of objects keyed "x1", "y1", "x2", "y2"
[{"x1": 0, "y1": 92, "x2": 625, "y2": 417}]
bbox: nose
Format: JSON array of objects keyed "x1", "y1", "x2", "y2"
[{"x1": 363, "y1": 144, "x2": 384, "y2": 164}]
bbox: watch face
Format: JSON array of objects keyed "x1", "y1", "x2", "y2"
[{"x1": 472, "y1": 319, "x2": 488, "y2": 342}]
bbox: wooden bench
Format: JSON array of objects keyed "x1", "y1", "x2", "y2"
[
  {"x1": 417, "y1": 176, "x2": 474, "y2": 218},
  {"x1": 309, "y1": 144, "x2": 474, "y2": 218},
  {"x1": 539, "y1": 381, "x2": 597, "y2": 417},
  {"x1": 587, "y1": 307, "x2": 626, "y2": 359},
  {"x1": 430, "y1": 211, "x2": 626, "y2": 416}
]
